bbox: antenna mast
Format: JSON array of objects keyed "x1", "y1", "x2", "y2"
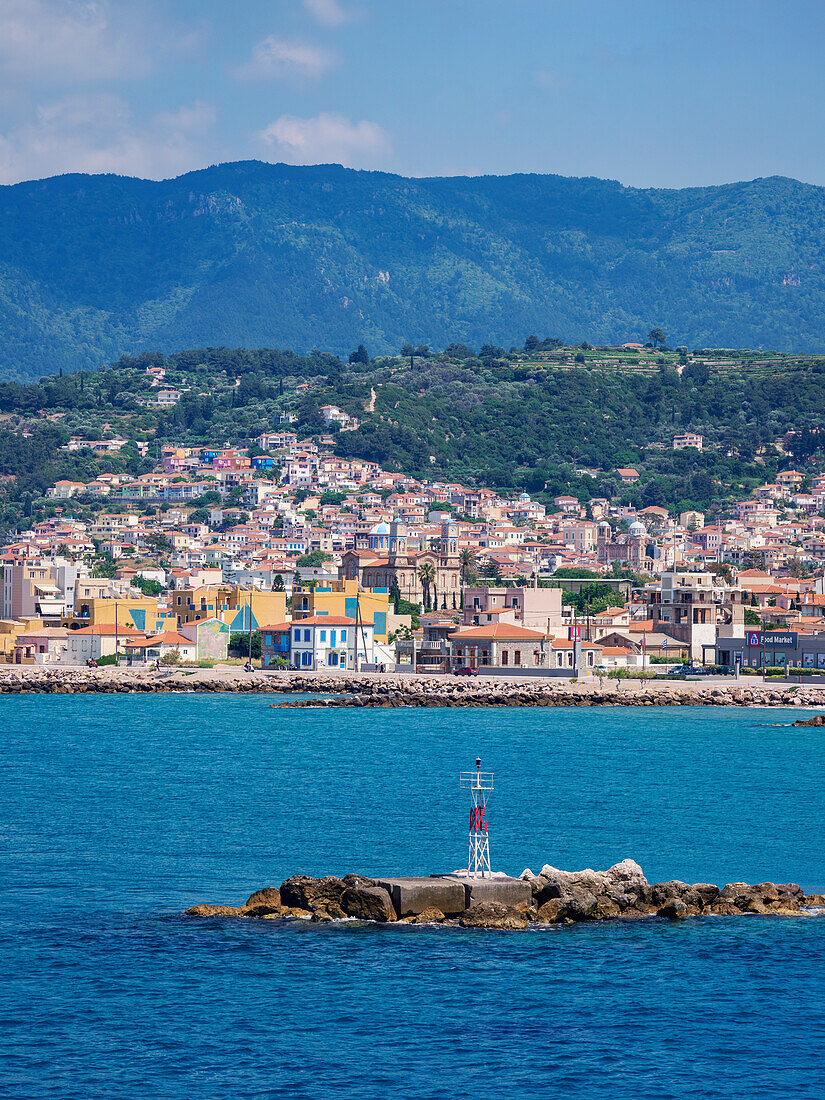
[{"x1": 459, "y1": 757, "x2": 494, "y2": 878}]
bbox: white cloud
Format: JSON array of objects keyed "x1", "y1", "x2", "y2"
[
  {"x1": 0, "y1": 95, "x2": 217, "y2": 184},
  {"x1": 0, "y1": 0, "x2": 145, "y2": 84},
  {"x1": 235, "y1": 37, "x2": 334, "y2": 81},
  {"x1": 303, "y1": 0, "x2": 354, "y2": 28},
  {"x1": 258, "y1": 112, "x2": 391, "y2": 168}
]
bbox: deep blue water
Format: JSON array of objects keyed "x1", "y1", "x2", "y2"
[{"x1": 2, "y1": 695, "x2": 825, "y2": 1098}]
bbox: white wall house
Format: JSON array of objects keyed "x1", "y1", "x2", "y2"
[{"x1": 289, "y1": 615, "x2": 374, "y2": 670}]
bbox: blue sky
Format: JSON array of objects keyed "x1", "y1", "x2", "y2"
[{"x1": 1, "y1": 0, "x2": 824, "y2": 188}]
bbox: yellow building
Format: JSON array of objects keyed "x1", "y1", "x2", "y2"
[
  {"x1": 0, "y1": 617, "x2": 44, "y2": 661},
  {"x1": 170, "y1": 585, "x2": 287, "y2": 633},
  {"x1": 292, "y1": 579, "x2": 391, "y2": 641},
  {"x1": 66, "y1": 596, "x2": 163, "y2": 633}
]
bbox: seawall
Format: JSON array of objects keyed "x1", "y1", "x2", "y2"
[{"x1": 2, "y1": 666, "x2": 825, "y2": 708}]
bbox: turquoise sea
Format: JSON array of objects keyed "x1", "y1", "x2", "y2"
[{"x1": 2, "y1": 694, "x2": 825, "y2": 1098}]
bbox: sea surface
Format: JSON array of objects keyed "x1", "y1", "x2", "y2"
[{"x1": 2, "y1": 694, "x2": 825, "y2": 1099}]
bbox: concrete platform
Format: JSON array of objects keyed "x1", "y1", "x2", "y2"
[
  {"x1": 373, "y1": 875, "x2": 532, "y2": 916},
  {"x1": 373, "y1": 877, "x2": 468, "y2": 917},
  {"x1": 455, "y1": 876, "x2": 533, "y2": 909}
]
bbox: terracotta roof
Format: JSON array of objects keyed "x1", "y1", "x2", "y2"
[{"x1": 449, "y1": 623, "x2": 546, "y2": 640}]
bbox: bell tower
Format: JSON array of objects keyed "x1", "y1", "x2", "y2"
[{"x1": 441, "y1": 520, "x2": 458, "y2": 557}]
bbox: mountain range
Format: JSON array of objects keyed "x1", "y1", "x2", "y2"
[{"x1": 2, "y1": 160, "x2": 825, "y2": 380}]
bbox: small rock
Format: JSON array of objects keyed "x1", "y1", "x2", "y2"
[
  {"x1": 403, "y1": 907, "x2": 446, "y2": 924},
  {"x1": 459, "y1": 904, "x2": 526, "y2": 930},
  {"x1": 658, "y1": 898, "x2": 689, "y2": 920},
  {"x1": 184, "y1": 904, "x2": 243, "y2": 918}
]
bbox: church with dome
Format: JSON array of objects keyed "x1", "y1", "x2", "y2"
[{"x1": 341, "y1": 517, "x2": 461, "y2": 608}]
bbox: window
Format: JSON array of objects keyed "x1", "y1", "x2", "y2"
[
  {"x1": 340, "y1": 630, "x2": 347, "y2": 642},
  {"x1": 293, "y1": 630, "x2": 300, "y2": 643},
  {"x1": 330, "y1": 630, "x2": 336, "y2": 646},
  {"x1": 304, "y1": 629, "x2": 311, "y2": 642},
  {"x1": 319, "y1": 630, "x2": 326, "y2": 642},
  {"x1": 514, "y1": 650, "x2": 521, "y2": 666},
  {"x1": 501, "y1": 650, "x2": 508, "y2": 666},
  {"x1": 301, "y1": 652, "x2": 312, "y2": 667},
  {"x1": 265, "y1": 635, "x2": 272, "y2": 646}
]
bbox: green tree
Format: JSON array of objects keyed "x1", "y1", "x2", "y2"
[
  {"x1": 296, "y1": 549, "x2": 332, "y2": 567},
  {"x1": 417, "y1": 561, "x2": 436, "y2": 611},
  {"x1": 134, "y1": 574, "x2": 164, "y2": 597},
  {"x1": 458, "y1": 546, "x2": 476, "y2": 585},
  {"x1": 349, "y1": 344, "x2": 370, "y2": 365}
]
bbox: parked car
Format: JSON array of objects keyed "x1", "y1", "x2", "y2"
[{"x1": 453, "y1": 666, "x2": 479, "y2": 676}]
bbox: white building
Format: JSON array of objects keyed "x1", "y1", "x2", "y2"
[
  {"x1": 289, "y1": 615, "x2": 390, "y2": 670},
  {"x1": 673, "y1": 433, "x2": 703, "y2": 451}
]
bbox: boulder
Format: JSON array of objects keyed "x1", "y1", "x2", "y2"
[
  {"x1": 243, "y1": 886, "x2": 281, "y2": 915},
  {"x1": 592, "y1": 896, "x2": 622, "y2": 920},
  {"x1": 658, "y1": 898, "x2": 689, "y2": 920},
  {"x1": 534, "y1": 859, "x2": 648, "y2": 908},
  {"x1": 185, "y1": 904, "x2": 243, "y2": 918},
  {"x1": 709, "y1": 900, "x2": 742, "y2": 916},
  {"x1": 603, "y1": 859, "x2": 648, "y2": 898},
  {"x1": 536, "y1": 898, "x2": 565, "y2": 923},
  {"x1": 559, "y1": 888, "x2": 598, "y2": 921},
  {"x1": 277, "y1": 906, "x2": 312, "y2": 919},
  {"x1": 537, "y1": 888, "x2": 599, "y2": 922},
  {"x1": 340, "y1": 885, "x2": 397, "y2": 922},
  {"x1": 403, "y1": 907, "x2": 446, "y2": 924},
  {"x1": 459, "y1": 904, "x2": 527, "y2": 930},
  {"x1": 313, "y1": 900, "x2": 346, "y2": 920},
  {"x1": 650, "y1": 881, "x2": 703, "y2": 910},
  {"x1": 280, "y1": 874, "x2": 345, "y2": 911},
  {"x1": 692, "y1": 883, "x2": 720, "y2": 908}
]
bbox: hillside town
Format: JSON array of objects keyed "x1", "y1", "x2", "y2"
[{"x1": 3, "y1": 415, "x2": 825, "y2": 675}]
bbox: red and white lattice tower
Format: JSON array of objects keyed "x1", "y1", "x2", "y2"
[{"x1": 459, "y1": 757, "x2": 493, "y2": 878}]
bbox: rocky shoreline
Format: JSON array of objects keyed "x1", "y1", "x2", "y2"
[
  {"x1": 3, "y1": 666, "x2": 825, "y2": 709},
  {"x1": 185, "y1": 860, "x2": 825, "y2": 929}
]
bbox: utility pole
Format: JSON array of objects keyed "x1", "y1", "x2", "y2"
[{"x1": 355, "y1": 588, "x2": 370, "y2": 671}]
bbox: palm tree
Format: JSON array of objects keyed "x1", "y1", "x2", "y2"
[
  {"x1": 458, "y1": 547, "x2": 476, "y2": 584},
  {"x1": 418, "y1": 561, "x2": 436, "y2": 611}
]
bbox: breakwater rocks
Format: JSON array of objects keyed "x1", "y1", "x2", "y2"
[
  {"x1": 273, "y1": 677, "x2": 825, "y2": 709},
  {"x1": 0, "y1": 668, "x2": 274, "y2": 693},
  {"x1": 185, "y1": 860, "x2": 825, "y2": 929},
  {"x1": 793, "y1": 713, "x2": 825, "y2": 726},
  {"x1": 3, "y1": 667, "x2": 825, "y2": 710}
]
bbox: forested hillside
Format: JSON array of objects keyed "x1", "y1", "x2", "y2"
[{"x1": 3, "y1": 162, "x2": 825, "y2": 380}]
